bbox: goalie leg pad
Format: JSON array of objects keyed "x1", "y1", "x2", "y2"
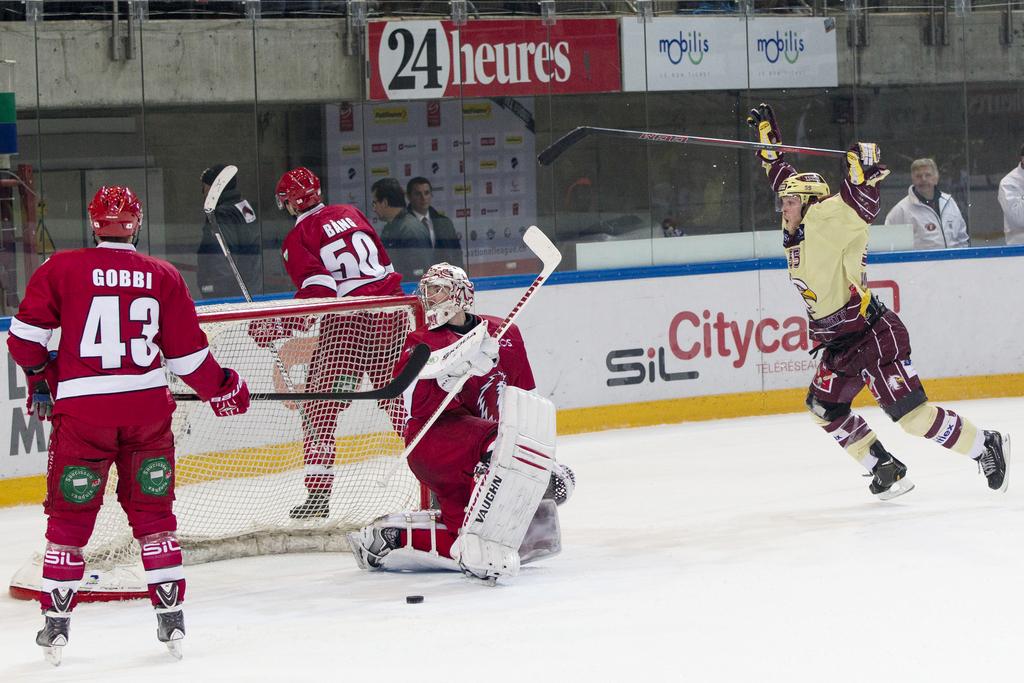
[{"x1": 456, "y1": 387, "x2": 556, "y2": 581}]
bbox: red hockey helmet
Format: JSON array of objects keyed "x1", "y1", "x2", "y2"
[
  {"x1": 275, "y1": 167, "x2": 322, "y2": 212},
  {"x1": 88, "y1": 186, "x2": 142, "y2": 238}
]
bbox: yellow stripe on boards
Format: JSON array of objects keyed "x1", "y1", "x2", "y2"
[{"x1": 3, "y1": 373, "x2": 1023, "y2": 507}]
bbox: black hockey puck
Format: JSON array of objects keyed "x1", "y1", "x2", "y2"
[{"x1": 405, "y1": 595, "x2": 424, "y2": 604}]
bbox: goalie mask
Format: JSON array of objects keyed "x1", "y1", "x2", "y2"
[
  {"x1": 88, "y1": 186, "x2": 142, "y2": 240},
  {"x1": 417, "y1": 263, "x2": 474, "y2": 329},
  {"x1": 777, "y1": 172, "x2": 830, "y2": 207}
]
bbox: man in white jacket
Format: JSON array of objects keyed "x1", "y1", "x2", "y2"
[
  {"x1": 998, "y1": 144, "x2": 1024, "y2": 245},
  {"x1": 884, "y1": 158, "x2": 968, "y2": 250}
]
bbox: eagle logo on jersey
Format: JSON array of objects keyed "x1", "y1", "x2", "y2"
[
  {"x1": 790, "y1": 277, "x2": 818, "y2": 306},
  {"x1": 886, "y1": 375, "x2": 906, "y2": 393}
]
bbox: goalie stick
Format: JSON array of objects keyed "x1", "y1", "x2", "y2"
[
  {"x1": 173, "y1": 343, "x2": 430, "y2": 403},
  {"x1": 537, "y1": 126, "x2": 847, "y2": 166},
  {"x1": 377, "y1": 225, "x2": 562, "y2": 487}
]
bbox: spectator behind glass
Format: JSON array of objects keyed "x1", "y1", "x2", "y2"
[
  {"x1": 371, "y1": 177, "x2": 432, "y2": 282},
  {"x1": 883, "y1": 158, "x2": 968, "y2": 250},
  {"x1": 997, "y1": 143, "x2": 1024, "y2": 245},
  {"x1": 196, "y1": 164, "x2": 261, "y2": 299},
  {"x1": 406, "y1": 177, "x2": 464, "y2": 269}
]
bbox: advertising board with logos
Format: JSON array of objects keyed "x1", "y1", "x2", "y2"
[
  {"x1": 622, "y1": 16, "x2": 838, "y2": 92},
  {"x1": 324, "y1": 98, "x2": 538, "y2": 266},
  {"x1": 368, "y1": 18, "x2": 621, "y2": 101}
]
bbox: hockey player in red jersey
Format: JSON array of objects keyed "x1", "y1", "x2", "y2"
[
  {"x1": 748, "y1": 102, "x2": 1009, "y2": 500},
  {"x1": 7, "y1": 186, "x2": 250, "y2": 664},
  {"x1": 249, "y1": 166, "x2": 407, "y2": 519},
  {"x1": 347, "y1": 263, "x2": 574, "y2": 582}
]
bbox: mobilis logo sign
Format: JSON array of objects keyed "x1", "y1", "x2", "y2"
[
  {"x1": 606, "y1": 309, "x2": 809, "y2": 387},
  {"x1": 756, "y1": 30, "x2": 805, "y2": 64},
  {"x1": 658, "y1": 30, "x2": 709, "y2": 66}
]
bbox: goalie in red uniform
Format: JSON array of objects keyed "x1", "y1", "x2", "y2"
[
  {"x1": 347, "y1": 263, "x2": 574, "y2": 583},
  {"x1": 7, "y1": 186, "x2": 250, "y2": 665},
  {"x1": 249, "y1": 167, "x2": 407, "y2": 519}
]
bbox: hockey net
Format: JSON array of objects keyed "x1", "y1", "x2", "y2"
[{"x1": 10, "y1": 296, "x2": 426, "y2": 601}]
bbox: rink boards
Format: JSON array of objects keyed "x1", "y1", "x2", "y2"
[{"x1": 3, "y1": 247, "x2": 1024, "y2": 504}]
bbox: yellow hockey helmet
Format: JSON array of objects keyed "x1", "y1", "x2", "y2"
[{"x1": 777, "y1": 172, "x2": 830, "y2": 205}]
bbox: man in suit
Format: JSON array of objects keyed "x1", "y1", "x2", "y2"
[{"x1": 406, "y1": 177, "x2": 465, "y2": 269}]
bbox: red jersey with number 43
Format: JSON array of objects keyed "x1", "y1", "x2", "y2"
[
  {"x1": 395, "y1": 314, "x2": 536, "y2": 440},
  {"x1": 282, "y1": 203, "x2": 403, "y2": 299},
  {"x1": 7, "y1": 242, "x2": 229, "y2": 426}
]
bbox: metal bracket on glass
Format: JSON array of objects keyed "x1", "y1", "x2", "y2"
[
  {"x1": 451, "y1": 0, "x2": 468, "y2": 26},
  {"x1": 25, "y1": 0, "x2": 42, "y2": 23},
  {"x1": 539, "y1": 0, "x2": 556, "y2": 27},
  {"x1": 131, "y1": 0, "x2": 149, "y2": 22},
  {"x1": 346, "y1": 0, "x2": 369, "y2": 57},
  {"x1": 1002, "y1": 2, "x2": 1014, "y2": 46},
  {"x1": 635, "y1": 0, "x2": 653, "y2": 24},
  {"x1": 925, "y1": 0, "x2": 950, "y2": 47},
  {"x1": 846, "y1": 0, "x2": 868, "y2": 49},
  {"x1": 953, "y1": 0, "x2": 970, "y2": 17},
  {"x1": 243, "y1": 0, "x2": 261, "y2": 20}
]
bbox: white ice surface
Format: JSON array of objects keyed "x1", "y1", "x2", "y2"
[{"x1": 2, "y1": 398, "x2": 1023, "y2": 682}]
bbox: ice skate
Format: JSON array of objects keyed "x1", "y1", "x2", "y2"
[
  {"x1": 347, "y1": 525, "x2": 401, "y2": 569},
  {"x1": 289, "y1": 492, "x2": 329, "y2": 519},
  {"x1": 156, "y1": 608, "x2": 185, "y2": 660},
  {"x1": 36, "y1": 614, "x2": 70, "y2": 667},
  {"x1": 976, "y1": 430, "x2": 1010, "y2": 492},
  {"x1": 867, "y1": 444, "x2": 914, "y2": 500}
]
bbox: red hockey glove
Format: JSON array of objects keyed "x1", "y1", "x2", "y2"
[
  {"x1": 746, "y1": 102, "x2": 783, "y2": 164},
  {"x1": 209, "y1": 368, "x2": 250, "y2": 417},
  {"x1": 247, "y1": 317, "x2": 290, "y2": 349},
  {"x1": 24, "y1": 351, "x2": 58, "y2": 421}
]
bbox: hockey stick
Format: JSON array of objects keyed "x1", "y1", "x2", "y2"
[
  {"x1": 537, "y1": 126, "x2": 847, "y2": 166},
  {"x1": 376, "y1": 226, "x2": 562, "y2": 487},
  {"x1": 204, "y1": 165, "x2": 252, "y2": 301},
  {"x1": 173, "y1": 343, "x2": 429, "y2": 402},
  {"x1": 203, "y1": 165, "x2": 302, "y2": 396}
]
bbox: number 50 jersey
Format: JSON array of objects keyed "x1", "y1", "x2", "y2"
[
  {"x1": 7, "y1": 242, "x2": 230, "y2": 426},
  {"x1": 281, "y1": 203, "x2": 402, "y2": 299}
]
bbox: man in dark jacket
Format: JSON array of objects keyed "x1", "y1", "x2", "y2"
[
  {"x1": 406, "y1": 177, "x2": 464, "y2": 269},
  {"x1": 371, "y1": 177, "x2": 432, "y2": 282},
  {"x1": 196, "y1": 164, "x2": 261, "y2": 299}
]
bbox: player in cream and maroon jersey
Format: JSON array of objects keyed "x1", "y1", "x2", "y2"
[
  {"x1": 748, "y1": 102, "x2": 1009, "y2": 501},
  {"x1": 248, "y1": 167, "x2": 406, "y2": 519},
  {"x1": 346, "y1": 263, "x2": 574, "y2": 574},
  {"x1": 7, "y1": 186, "x2": 249, "y2": 664}
]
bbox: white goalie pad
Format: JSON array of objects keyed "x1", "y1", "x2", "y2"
[
  {"x1": 455, "y1": 386, "x2": 556, "y2": 581},
  {"x1": 347, "y1": 511, "x2": 459, "y2": 572}
]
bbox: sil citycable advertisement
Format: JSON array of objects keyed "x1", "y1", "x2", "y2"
[{"x1": 368, "y1": 19, "x2": 621, "y2": 101}]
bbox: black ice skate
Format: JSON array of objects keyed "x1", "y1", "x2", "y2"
[
  {"x1": 156, "y1": 608, "x2": 185, "y2": 660},
  {"x1": 976, "y1": 430, "x2": 1010, "y2": 492},
  {"x1": 289, "y1": 492, "x2": 330, "y2": 519},
  {"x1": 36, "y1": 613, "x2": 70, "y2": 667},
  {"x1": 866, "y1": 443, "x2": 914, "y2": 500}
]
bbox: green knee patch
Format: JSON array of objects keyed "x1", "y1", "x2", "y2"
[
  {"x1": 136, "y1": 457, "x2": 173, "y2": 497},
  {"x1": 59, "y1": 465, "x2": 103, "y2": 504}
]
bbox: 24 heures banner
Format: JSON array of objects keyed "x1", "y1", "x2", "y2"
[{"x1": 368, "y1": 19, "x2": 621, "y2": 101}]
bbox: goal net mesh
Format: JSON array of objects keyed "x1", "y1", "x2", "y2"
[{"x1": 81, "y1": 295, "x2": 423, "y2": 573}]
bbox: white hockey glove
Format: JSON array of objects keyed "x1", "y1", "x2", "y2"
[{"x1": 437, "y1": 335, "x2": 499, "y2": 392}]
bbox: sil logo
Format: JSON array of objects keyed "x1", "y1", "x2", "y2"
[{"x1": 606, "y1": 347, "x2": 699, "y2": 387}]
